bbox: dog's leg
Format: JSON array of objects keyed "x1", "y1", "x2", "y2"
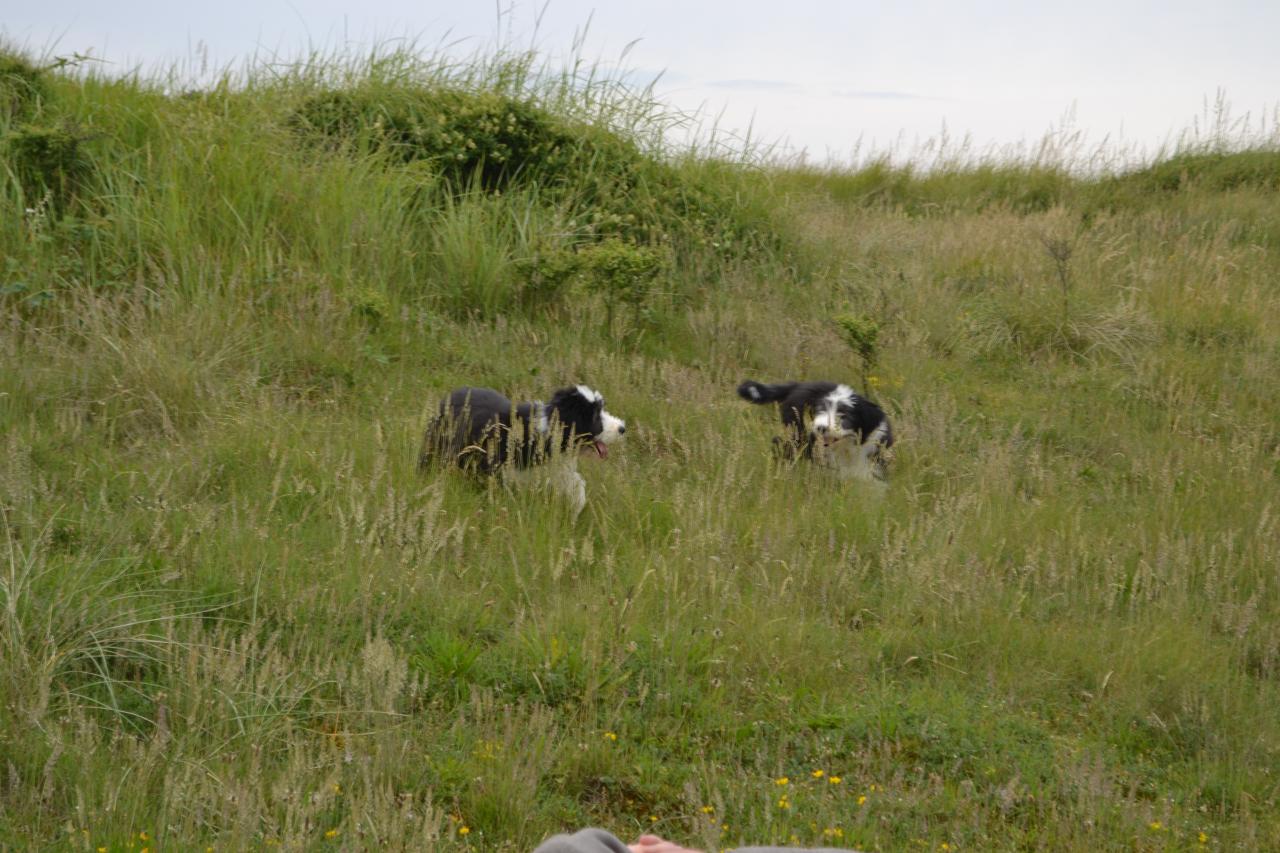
[{"x1": 862, "y1": 422, "x2": 892, "y2": 482}]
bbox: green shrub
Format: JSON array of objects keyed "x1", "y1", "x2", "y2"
[
  {"x1": 293, "y1": 87, "x2": 577, "y2": 191},
  {"x1": 4, "y1": 122, "x2": 95, "y2": 213},
  {"x1": 836, "y1": 312, "x2": 880, "y2": 386},
  {"x1": 1086, "y1": 149, "x2": 1280, "y2": 212},
  {"x1": 1133, "y1": 150, "x2": 1280, "y2": 193},
  {"x1": 348, "y1": 286, "x2": 392, "y2": 325},
  {"x1": 578, "y1": 238, "x2": 665, "y2": 334},
  {"x1": 514, "y1": 244, "x2": 582, "y2": 308},
  {"x1": 0, "y1": 51, "x2": 49, "y2": 119},
  {"x1": 291, "y1": 84, "x2": 773, "y2": 264}
]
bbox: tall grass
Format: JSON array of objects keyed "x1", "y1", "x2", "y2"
[{"x1": 2, "y1": 41, "x2": 1279, "y2": 851}]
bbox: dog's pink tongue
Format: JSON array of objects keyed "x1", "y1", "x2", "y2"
[{"x1": 594, "y1": 441, "x2": 608, "y2": 459}]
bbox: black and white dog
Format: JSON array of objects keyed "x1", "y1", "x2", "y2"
[
  {"x1": 420, "y1": 384, "x2": 625, "y2": 516},
  {"x1": 738, "y1": 379, "x2": 893, "y2": 480}
]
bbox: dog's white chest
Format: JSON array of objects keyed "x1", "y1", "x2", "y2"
[
  {"x1": 504, "y1": 454, "x2": 587, "y2": 517},
  {"x1": 815, "y1": 437, "x2": 882, "y2": 481}
]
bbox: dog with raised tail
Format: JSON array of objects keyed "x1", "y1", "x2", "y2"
[
  {"x1": 738, "y1": 379, "x2": 893, "y2": 480},
  {"x1": 420, "y1": 384, "x2": 625, "y2": 517}
]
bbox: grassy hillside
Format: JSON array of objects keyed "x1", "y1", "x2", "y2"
[{"x1": 2, "y1": 47, "x2": 1279, "y2": 851}]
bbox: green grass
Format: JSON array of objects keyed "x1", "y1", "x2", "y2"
[{"x1": 2, "y1": 43, "x2": 1279, "y2": 852}]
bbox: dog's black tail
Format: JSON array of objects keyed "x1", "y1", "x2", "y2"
[{"x1": 737, "y1": 379, "x2": 797, "y2": 405}]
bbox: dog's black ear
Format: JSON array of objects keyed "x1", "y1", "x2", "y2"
[
  {"x1": 547, "y1": 386, "x2": 595, "y2": 444},
  {"x1": 551, "y1": 386, "x2": 605, "y2": 415},
  {"x1": 549, "y1": 386, "x2": 587, "y2": 414}
]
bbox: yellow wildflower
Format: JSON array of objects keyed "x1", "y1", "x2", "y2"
[
  {"x1": 604, "y1": 731, "x2": 618, "y2": 742},
  {"x1": 459, "y1": 826, "x2": 470, "y2": 836},
  {"x1": 858, "y1": 795, "x2": 867, "y2": 805},
  {"x1": 828, "y1": 775, "x2": 842, "y2": 784},
  {"x1": 701, "y1": 805, "x2": 715, "y2": 814},
  {"x1": 1148, "y1": 821, "x2": 1163, "y2": 831},
  {"x1": 812, "y1": 769, "x2": 825, "y2": 778},
  {"x1": 774, "y1": 776, "x2": 789, "y2": 786},
  {"x1": 1198, "y1": 832, "x2": 1209, "y2": 844},
  {"x1": 325, "y1": 829, "x2": 339, "y2": 839}
]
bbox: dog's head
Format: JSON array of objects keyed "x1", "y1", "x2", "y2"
[
  {"x1": 547, "y1": 385, "x2": 626, "y2": 457},
  {"x1": 810, "y1": 385, "x2": 868, "y2": 448}
]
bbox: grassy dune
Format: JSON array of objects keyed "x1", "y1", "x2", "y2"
[{"x1": 2, "y1": 47, "x2": 1279, "y2": 851}]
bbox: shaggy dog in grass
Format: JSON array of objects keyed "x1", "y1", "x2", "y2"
[
  {"x1": 420, "y1": 385, "x2": 625, "y2": 517},
  {"x1": 737, "y1": 379, "x2": 893, "y2": 480}
]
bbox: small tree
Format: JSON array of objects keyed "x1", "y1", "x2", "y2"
[
  {"x1": 514, "y1": 244, "x2": 581, "y2": 308},
  {"x1": 836, "y1": 312, "x2": 880, "y2": 390},
  {"x1": 1035, "y1": 206, "x2": 1085, "y2": 327},
  {"x1": 579, "y1": 238, "x2": 664, "y2": 335},
  {"x1": 1039, "y1": 234, "x2": 1074, "y2": 324}
]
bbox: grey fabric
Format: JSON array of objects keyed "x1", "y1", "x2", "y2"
[
  {"x1": 531, "y1": 827, "x2": 861, "y2": 853},
  {"x1": 532, "y1": 828, "x2": 633, "y2": 853},
  {"x1": 736, "y1": 847, "x2": 862, "y2": 853}
]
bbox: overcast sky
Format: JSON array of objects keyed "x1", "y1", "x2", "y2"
[{"x1": 5, "y1": 1, "x2": 1279, "y2": 166}]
